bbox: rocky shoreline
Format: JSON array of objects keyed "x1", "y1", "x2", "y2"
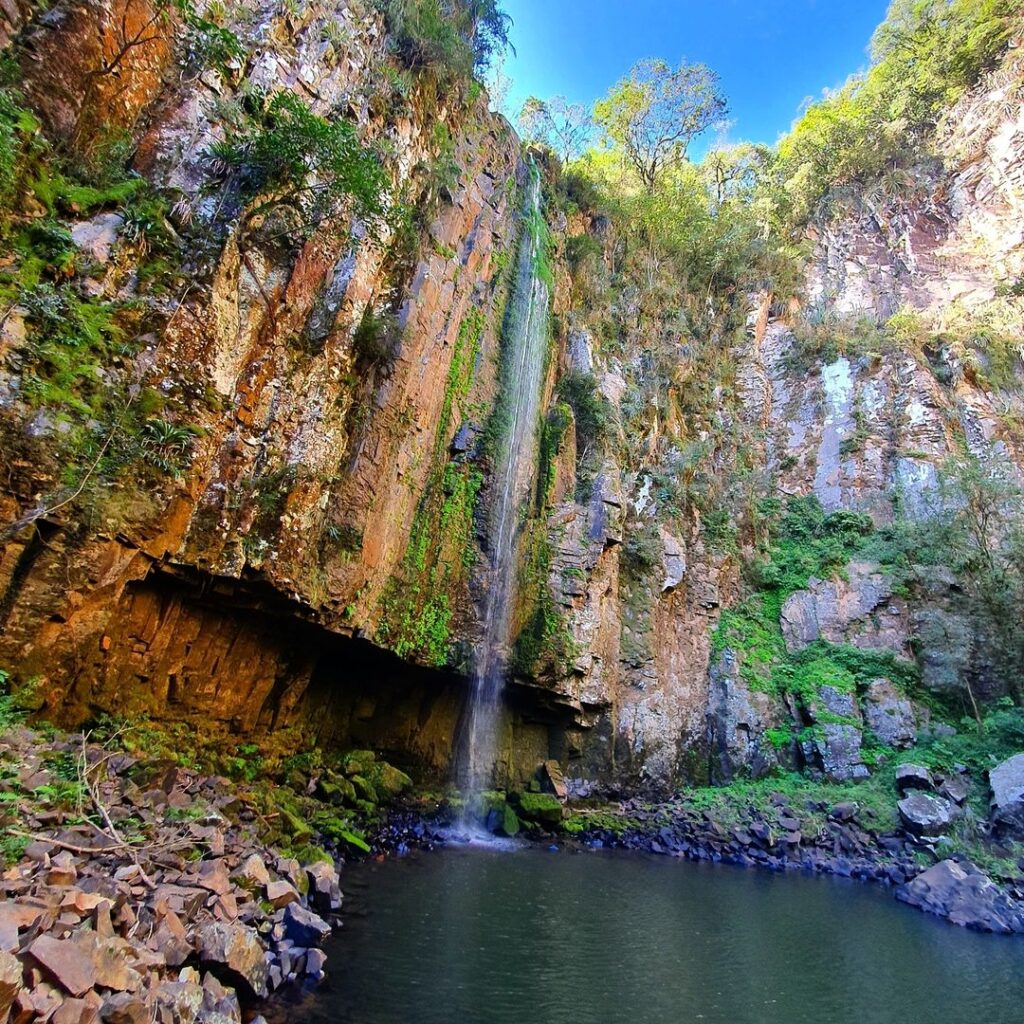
[
  {"x1": 3, "y1": 716, "x2": 1024, "y2": 1024},
  {"x1": 554, "y1": 786, "x2": 1024, "y2": 935}
]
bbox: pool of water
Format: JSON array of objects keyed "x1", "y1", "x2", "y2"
[{"x1": 279, "y1": 846, "x2": 1024, "y2": 1024}]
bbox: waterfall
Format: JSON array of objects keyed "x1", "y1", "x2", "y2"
[{"x1": 459, "y1": 164, "x2": 549, "y2": 805}]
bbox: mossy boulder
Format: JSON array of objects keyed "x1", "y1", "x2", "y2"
[
  {"x1": 351, "y1": 774, "x2": 378, "y2": 804},
  {"x1": 316, "y1": 772, "x2": 357, "y2": 806},
  {"x1": 279, "y1": 807, "x2": 314, "y2": 845},
  {"x1": 498, "y1": 803, "x2": 520, "y2": 837},
  {"x1": 365, "y1": 761, "x2": 413, "y2": 800},
  {"x1": 342, "y1": 750, "x2": 377, "y2": 776},
  {"x1": 513, "y1": 791, "x2": 563, "y2": 826}
]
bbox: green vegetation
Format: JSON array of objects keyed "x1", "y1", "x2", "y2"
[
  {"x1": 376, "y1": 0, "x2": 512, "y2": 84},
  {"x1": 711, "y1": 495, "x2": 919, "y2": 706},
  {"x1": 209, "y1": 88, "x2": 388, "y2": 230},
  {"x1": 377, "y1": 308, "x2": 486, "y2": 665},
  {"x1": 593, "y1": 58, "x2": 727, "y2": 189},
  {"x1": 773, "y1": 0, "x2": 1016, "y2": 225},
  {"x1": 556, "y1": 370, "x2": 611, "y2": 500}
]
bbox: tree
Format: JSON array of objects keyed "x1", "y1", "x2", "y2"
[
  {"x1": 702, "y1": 142, "x2": 771, "y2": 205},
  {"x1": 593, "y1": 58, "x2": 727, "y2": 188},
  {"x1": 518, "y1": 95, "x2": 592, "y2": 164}
]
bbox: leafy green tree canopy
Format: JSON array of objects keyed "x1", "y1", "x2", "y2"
[{"x1": 593, "y1": 58, "x2": 727, "y2": 188}]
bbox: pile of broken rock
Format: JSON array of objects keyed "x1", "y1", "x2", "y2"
[{"x1": 0, "y1": 726, "x2": 342, "y2": 1023}]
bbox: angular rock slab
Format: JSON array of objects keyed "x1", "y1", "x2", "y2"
[
  {"x1": 897, "y1": 860, "x2": 1024, "y2": 934},
  {"x1": 897, "y1": 792, "x2": 953, "y2": 837},
  {"x1": 989, "y1": 752, "x2": 1024, "y2": 837}
]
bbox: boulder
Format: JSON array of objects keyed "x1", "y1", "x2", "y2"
[
  {"x1": 53, "y1": 994, "x2": 102, "y2": 1024},
  {"x1": 989, "y1": 752, "x2": 1024, "y2": 837},
  {"x1": 341, "y1": 750, "x2": 376, "y2": 777},
  {"x1": 497, "y1": 804, "x2": 520, "y2": 837},
  {"x1": 196, "y1": 922, "x2": 268, "y2": 999},
  {"x1": 513, "y1": 791, "x2": 563, "y2": 826},
  {"x1": 281, "y1": 903, "x2": 331, "y2": 947},
  {"x1": 814, "y1": 723, "x2": 869, "y2": 782},
  {"x1": 69, "y1": 932, "x2": 143, "y2": 993},
  {"x1": 895, "y1": 763, "x2": 935, "y2": 794},
  {"x1": 898, "y1": 792, "x2": 953, "y2": 837},
  {"x1": 896, "y1": 860, "x2": 1024, "y2": 934},
  {"x1": 265, "y1": 880, "x2": 300, "y2": 910},
  {"x1": 200, "y1": 972, "x2": 242, "y2": 1024},
  {"x1": 829, "y1": 802, "x2": 859, "y2": 823},
  {"x1": 365, "y1": 762, "x2": 412, "y2": 800},
  {"x1": 46, "y1": 851, "x2": 78, "y2": 887},
  {"x1": 939, "y1": 774, "x2": 970, "y2": 805},
  {"x1": 305, "y1": 861, "x2": 342, "y2": 915},
  {"x1": 0, "y1": 950, "x2": 23, "y2": 1023},
  {"x1": 70, "y1": 212, "x2": 123, "y2": 264},
  {"x1": 100, "y1": 992, "x2": 150, "y2": 1024},
  {"x1": 232, "y1": 853, "x2": 270, "y2": 889},
  {"x1": 863, "y1": 678, "x2": 916, "y2": 749},
  {"x1": 154, "y1": 979, "x2": 204, "y2": 1024},
  {"x1": 27, "y1": 935, "x2": 97, "y2": 996}
]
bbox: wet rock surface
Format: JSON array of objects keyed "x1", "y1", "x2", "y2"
[{"x1": 896, "y1": 860, "x2": 1024, "y2": 934}]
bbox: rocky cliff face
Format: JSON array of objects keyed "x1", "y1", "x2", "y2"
[
  {"x1": 1, "y1": 3, "x2": 1022, "y2": 796},
  {"x1": 510, "y1": 37, "x2": 1024, "y2": 794},
  {"x1": 0, "y1": 0, "x2": 522, "y2": 770}
]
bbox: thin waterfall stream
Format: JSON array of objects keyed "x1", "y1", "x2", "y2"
[{"x1": 458, "y1": 164, "x2": 549, "y2": 810}]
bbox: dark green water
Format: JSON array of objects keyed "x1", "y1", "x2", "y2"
[{"x1": 285, "y1": 846, "x2": 1024, "y2": 1024}]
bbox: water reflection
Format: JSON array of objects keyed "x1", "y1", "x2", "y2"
[{"x1": 278, "y1": 847, "x2": 1024, "y2": 1024}]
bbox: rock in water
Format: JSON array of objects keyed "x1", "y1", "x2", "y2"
[
  {"x1": 896, "y1": 860, "x2": 1024, "y2": 934},
  {"x1": 989, "y1": 752, "x2": 1024, "y2": 837}
]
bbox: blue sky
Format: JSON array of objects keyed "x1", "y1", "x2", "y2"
[{"x1": 495, "y1": 0, "x2": 892, "y2": 151}]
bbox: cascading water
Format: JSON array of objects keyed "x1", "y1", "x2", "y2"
[{"x1": 458, "y1": 164, "x2": 549, "y2": 813}]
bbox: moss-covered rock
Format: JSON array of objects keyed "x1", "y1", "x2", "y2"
[
  {"x1": 498, "y1": 803, "x2": 520, "y2": 836},
  {"x1": 279, "y1": 807, "x2": 314, "y2": 845},
  {"x1": 342, "y1": 750, "x2": 377, "y2": 777},
  {"x1": 513, "y1": 791, "x2": 563, "y2": 825},
  {"x1": 316, "y1": 772, "x2": 358, "y2": 806},
  {"x1": 365, "y1": 761, "x2": 413, "y2": 800},
  {"x1": 351, "y1": 774, "x2": 378, "y2": 803}
]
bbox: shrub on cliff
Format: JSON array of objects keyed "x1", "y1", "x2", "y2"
[
  {"x1": 773, "y1": 0, "x2": 1017, "y2": 225},
  {"x1": 377, "y1": 0, "x2": 512, "y2": 83},
  {"x1": 209, "y1": 90, "x2": 388, "y2": 233}
]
